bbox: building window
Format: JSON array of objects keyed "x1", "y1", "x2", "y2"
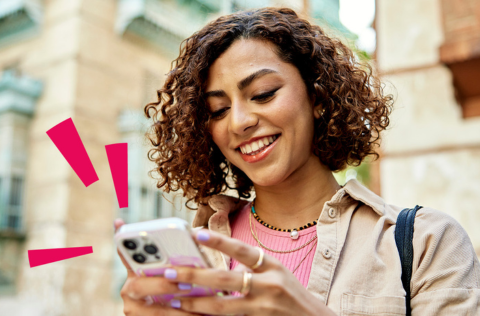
[
  {"x1": 0, "y1": 0, "x2": 43, "y2": 47},
  {"x1": 8, "y1": 177, "x2": 23, "y2": 230},
  {"x1": 0, "y1": 176, "x2": 24, "y2": 232}
]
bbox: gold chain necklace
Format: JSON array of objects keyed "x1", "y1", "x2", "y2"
[
  {"x1": 292, "y1": 239, "x2": 318, "y2": 274},
  {"x1": 249, "y1": 210, "x2": 318, "y2": 253}
]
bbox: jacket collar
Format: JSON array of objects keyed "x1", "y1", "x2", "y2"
[
  {"x1": 342, "y1": 179, "x2": 385, "y2": 216},
  {"x1": 192, "y1": 179, "x2": 397, "y2": 229},
  {"x1": 192, "y1": 195, "x2": 249, "y2": 229},
  {"x1": 342, "y1": 179, "x2": 399, "y2": 223}
]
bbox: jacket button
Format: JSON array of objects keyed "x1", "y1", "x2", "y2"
[
  {"x1": 322, "y1": 248, "x2": 332, "y2": 259},
  {"x1": 328, "y1": 208, "x2": 336, "y2": 218}
]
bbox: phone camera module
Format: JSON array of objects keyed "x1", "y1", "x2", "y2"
[
  {"x1": 132, "y1": 253, "x2": 146, "y2": 263},
  {"x1": 123, "y1": 240, "x2": 137, "y2": 250},
  {"x1": 144, "y1": 244, "x2": 158, "y2": 254}
]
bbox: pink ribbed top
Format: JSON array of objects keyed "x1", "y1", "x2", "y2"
[{"x1": 230, "y1": 202, "x2": 317, "y2": 288}]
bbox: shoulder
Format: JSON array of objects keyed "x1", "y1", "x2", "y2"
[
  {"x1": 341, "y1": 181, "x2": 480, "y2": 312},
  {"x1": 412, "y1": 206, "x2": 472, "y2": 246},
  {"x1": 411, "y1": 206, "x2": 476, "y2": 263},
  {"x1": 343, "y1": 180, "x2": 479, "y2": 285},
  {"x1": 409, "y1": 206, "x2": 480, "y2": 294},
  {"x1": 404, "y1": 206, "x2": 480, "y2": 313}
]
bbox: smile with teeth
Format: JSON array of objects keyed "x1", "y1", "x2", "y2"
[{"x1": 239, "y1": 135, "x2": 278, "y2": 155}]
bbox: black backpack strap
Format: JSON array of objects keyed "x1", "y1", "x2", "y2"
[{"x1": 394, "y1": 205, "x2": 423, "y2": 316}]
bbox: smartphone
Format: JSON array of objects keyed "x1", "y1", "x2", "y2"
[{"x1": 115, "y1": 217, "x2": 223, "y2": 305}]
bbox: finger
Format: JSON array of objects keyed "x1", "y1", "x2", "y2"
[
  {"x1": 177, "y1": 295, "x2": 251, "y2": 316},
  {"x1": 114, "y1": 218, "x2": 125, "y2": 233},
  {"x1": 120, "y1": 284, "x2": 148, "y2": 304},
  {"x1": 143, "y1": 304, "x2": 202, "y2": 316},
  {"x1": 124, "y1": 276, "x2": 192, "y2": 299},
  {"x1": 194, "y1": 229, "x2": 274, "y2": 272},
  {"x1": 142, "y1": 304, "x2": 202, "y2": 316},
  {"x1": 164, "y1": 267, "x2": 245, "y2": 293},
  {"x1": 124, "y1": 297, "x2": 201, "y2": 316},
  {"x1": 232, "y1": 263, "x2": 251, "y2": 273}
]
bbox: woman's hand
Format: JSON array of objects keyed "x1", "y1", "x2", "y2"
[
  {"x1": 122, "y1": 227, "x2": 337, "y2": 316},
  {"x1": 114, "y1": 219, "x2": 201, "y2": 316}
]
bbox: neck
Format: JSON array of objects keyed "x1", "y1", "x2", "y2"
[{"x1": 252, "y1": 156, "x2": 341, "y2": 230}]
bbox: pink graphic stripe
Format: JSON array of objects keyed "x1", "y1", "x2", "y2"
[
  {"x1": 28, "y1": 246, "x2": 93, "y2": 267},
  {"x1": 46, "y1": 118, "x2": 99, "y2": 187},
  {"x1": 105, "y1": 143, "x2": 128, "y2": 208}
]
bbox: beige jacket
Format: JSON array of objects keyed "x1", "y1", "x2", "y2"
[{"x1": 192, "y1": 179, "x2": 480, "y2": 315}]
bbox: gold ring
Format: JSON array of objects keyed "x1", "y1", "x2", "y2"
[
  {"x1": 251, "y1": 247, "x2": 264, "y2": 270},
  {"x1": 240, "y1": 271, "x2": 253, "y2": 296}
]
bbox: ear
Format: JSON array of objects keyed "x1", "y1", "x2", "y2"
[
  {"x1": 313, "y1": 103, "x2": 324, "y2": 119},
  {"x1": 310, "y1": 91, "x2": 323, "y2": 119}
]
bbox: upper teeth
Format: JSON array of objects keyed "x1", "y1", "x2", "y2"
[{"x1": 240, "y1": 135, "x2": 277, "y2": 154}]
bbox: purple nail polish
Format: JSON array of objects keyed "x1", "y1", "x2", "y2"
[
  {"x1": 170, "y1": 299, "x2": 181, "y2": 309},
  {"x1": 165, "y1": 269, "x2": 177, "y2": 279},
  {"x1": 178, "y1": 283, "x2": 192, "y2": 290},
  {"x1": 197, "y1": 231, "x2": 210, "y2": 241}
]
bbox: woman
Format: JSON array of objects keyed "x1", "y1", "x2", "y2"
[{"x1": 115, "y1": 7, "x2": 480, "y2": 316}]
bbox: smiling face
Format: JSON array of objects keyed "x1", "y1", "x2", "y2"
[{"x1": 205, "y1": 39, "x2": 322, "y2": 187}]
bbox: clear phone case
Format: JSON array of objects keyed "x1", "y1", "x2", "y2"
[{"x1": 115, "y1": 217, "x2": 223, "y2": 305}]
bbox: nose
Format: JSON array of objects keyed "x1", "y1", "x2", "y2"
[{"x1": 228, "y1": 99, "x2": 258, "y2": 135}]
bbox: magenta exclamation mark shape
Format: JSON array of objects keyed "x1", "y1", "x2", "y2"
[
  {"x1": 28, "y1": 247, "x2": 94, "y2": 267},
  {"x1": 105, "y1": 143, "x2": 128, "y2": 208},
  {"x1": 46, "y1": 118, "x2": 99, "y2": 187}
]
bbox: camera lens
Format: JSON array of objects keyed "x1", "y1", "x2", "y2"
[
  {"x1": 133, "y1": 254, "x2": 146, "y2": 263},
  {"x1": 144, "y1": 244, "x2": 158, "y2": 254},
  {"x1": 123, "y1": 240, "x2": 137, "y2": 250}
]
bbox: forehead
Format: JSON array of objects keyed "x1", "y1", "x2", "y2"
[{"x1": 206, "y1": 39, "x2": 285, "y2": 86}]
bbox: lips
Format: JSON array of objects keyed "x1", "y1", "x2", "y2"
[
  {"x1": 238, "y1": 134, "x2": 280, "y2": 163},
  {"x1": 239, "y1": 135, "x2": 278, "y2": 155}
]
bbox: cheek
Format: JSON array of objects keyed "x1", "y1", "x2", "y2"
[
  {"x1": 275, "y1": 92, "x2": 313, "y2": 129},
  {"x1": 276, "y1": 92, "x2": 315, "y2": 151},
  {"x1": 209, "y1": 122, "x2": 230, "y2": 153}
]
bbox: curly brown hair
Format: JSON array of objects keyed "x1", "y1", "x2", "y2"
[{"x1": 144, "y1": 7, "x2": 393, "y2": 208}]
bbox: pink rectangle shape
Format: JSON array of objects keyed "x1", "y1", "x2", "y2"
[
  {"x1": 46, "y1": 118, "x2": 99, "y2": 187},
  {"x1": 28, "y1": 246, "x2": 93, "y2": 267},
  {"x1": 105, "y1": 143, "x2": 128, "y2": 208}
]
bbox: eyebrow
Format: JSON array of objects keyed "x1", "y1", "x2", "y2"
[{"x1": 204, "y1": 68, "x2": 278, "y2": 99}]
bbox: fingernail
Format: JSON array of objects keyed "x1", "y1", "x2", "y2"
[
  {"x1": 197, "y1": 231, "x2": 210, "y2": 241},
  {"x1": 165, "y1": 268, "x2": 177, "y2": 279},
  {"x1": 178, "y1": 283, "x2": 192, "y2": 290},
  {"x1": 170, "y1": 299, "x2": 181, "y2": 309}
]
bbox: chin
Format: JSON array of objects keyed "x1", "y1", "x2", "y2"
[{"x1": 246, "y1": 171, "x2": 286, "y2": 187}]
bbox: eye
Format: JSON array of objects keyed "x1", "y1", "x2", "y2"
[
  {"x1": 251, "y1": 88, "x2": 280, "y2": 102},
  {"x1": 210, "y1": 107, "x2": 229, "y2": 120}
]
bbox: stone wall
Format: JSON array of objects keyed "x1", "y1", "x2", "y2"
[{"x1": 376, "y1": 0, "x2": 480, "y2": 255}]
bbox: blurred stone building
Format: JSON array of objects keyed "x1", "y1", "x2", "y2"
[
  {"x1": 376, "y1": 0, "x2": 480, "y2": 255},
  {"x1": 0, "y1": 1, "x2": 351, "y2": 315}
]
